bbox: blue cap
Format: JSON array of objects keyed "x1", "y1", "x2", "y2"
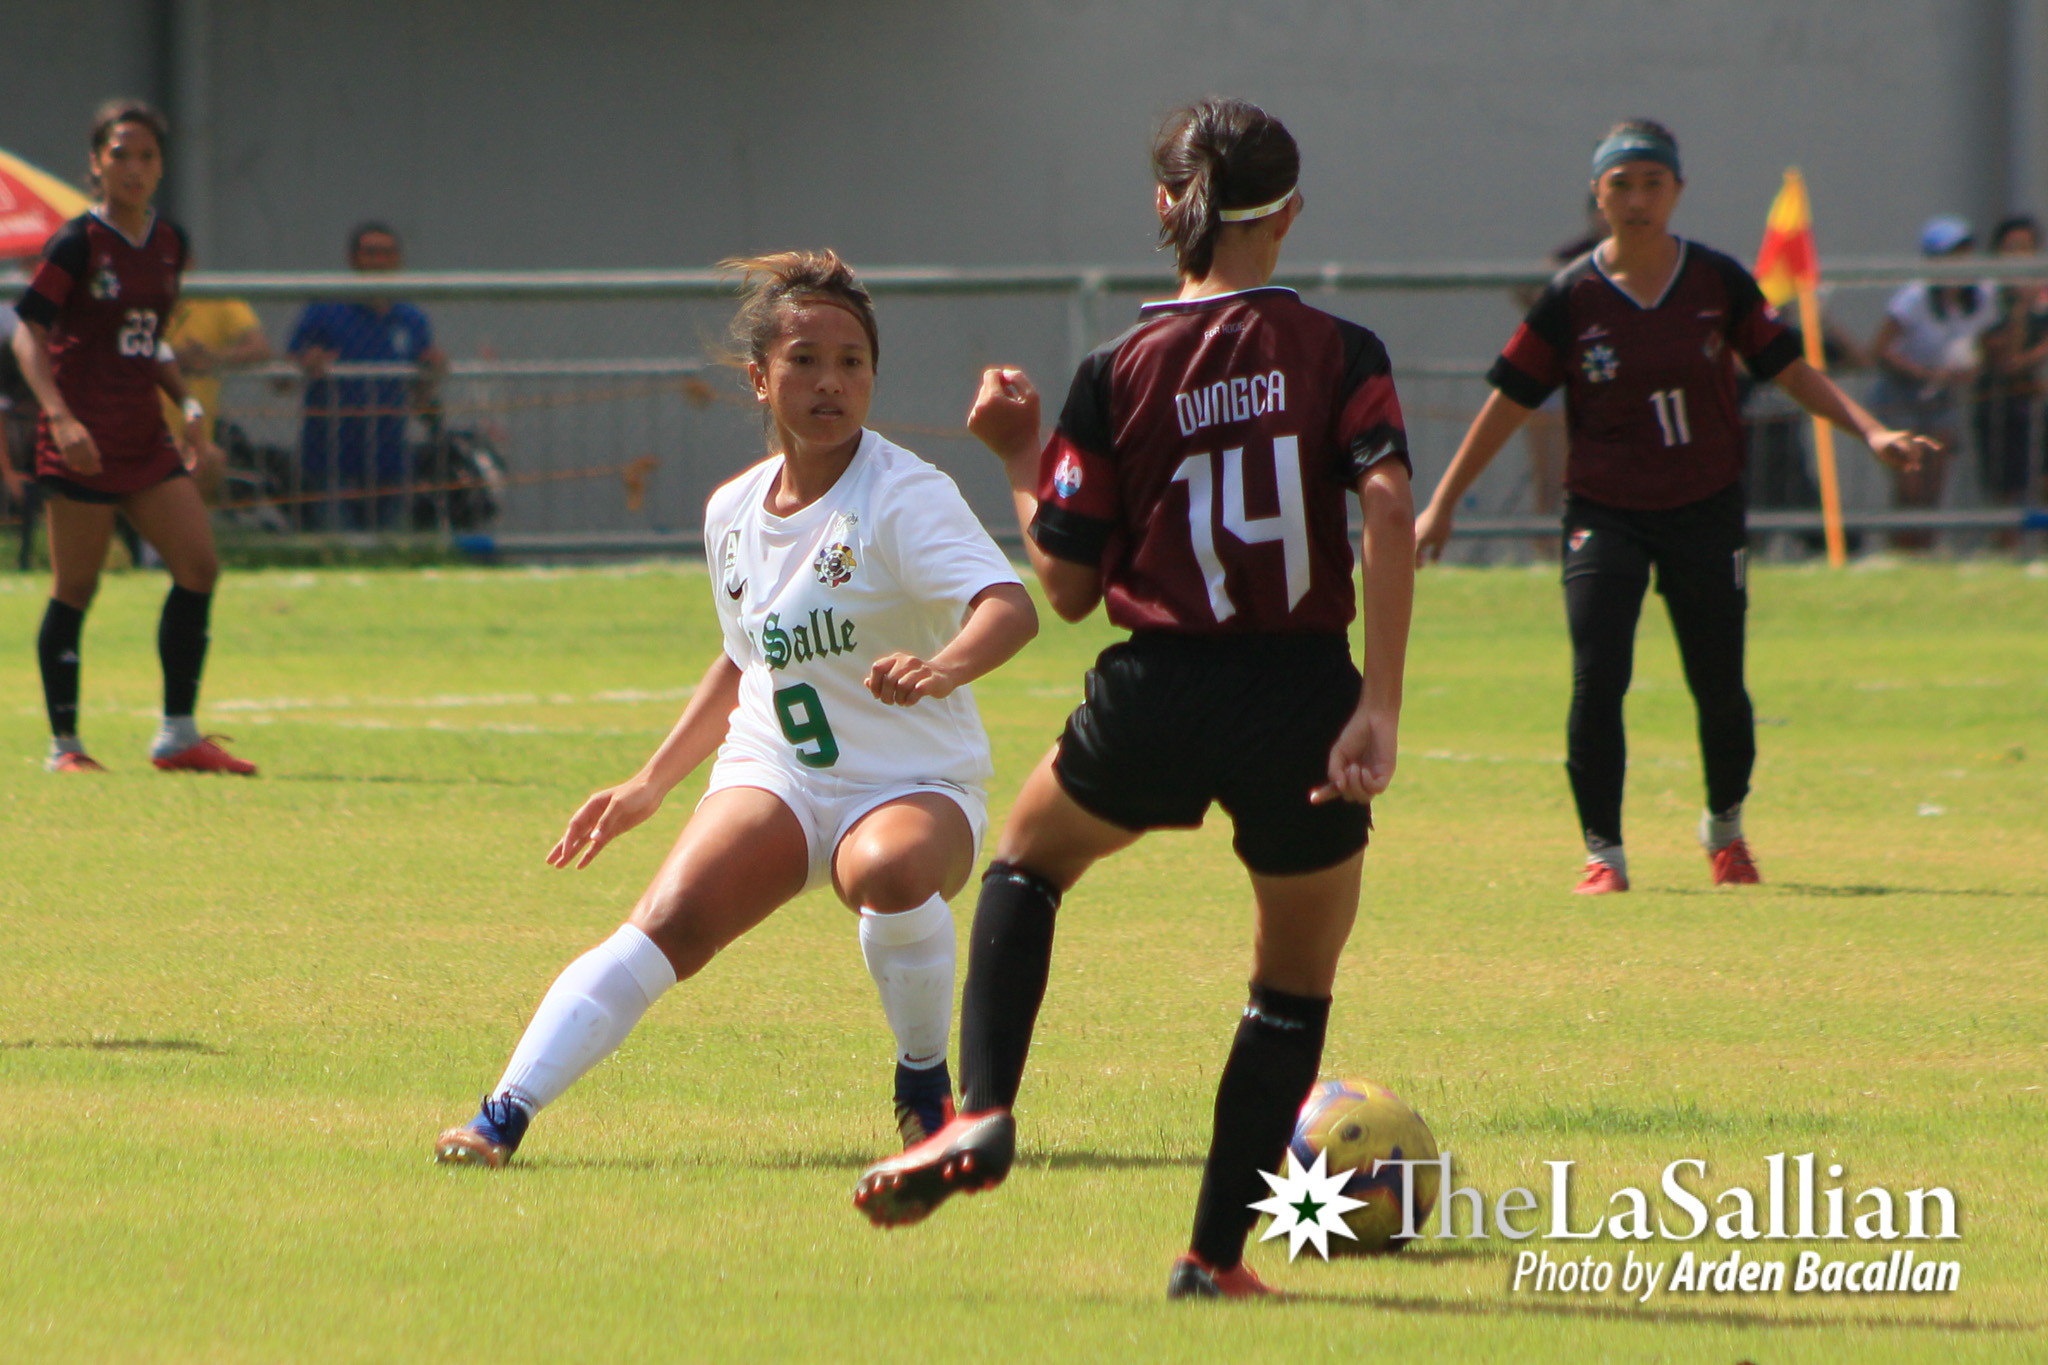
[{"x1": 1919, "y1": 214, "x2": 1974, "y2": 256}]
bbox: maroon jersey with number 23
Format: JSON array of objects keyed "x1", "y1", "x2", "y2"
[
  {"x1": 1488, "y1": 240, "x2": 1802, "y2": 511},
  {"x1": 14, "y1": 211, "x2": 189, "y2": 494},
  {"x1": 1031, "y1": 287, "x2": 1409, "y2": 634}
]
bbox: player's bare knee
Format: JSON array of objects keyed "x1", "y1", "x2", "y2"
[
  {"x1": 628, "y1": 899, "x2": 727, "y2": 981},
  {"x1": 52, "y1": 575, "x2": 99, "y2": 610},
  {"x1": 175, "y1": 553, "x2": 219, "y2": 594},
  {"x1": 840, "y1": 855, "x2": 941, "y2": 914}
]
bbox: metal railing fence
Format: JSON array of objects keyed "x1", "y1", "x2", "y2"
[{"x1": 4, "y1": 259, "x2": 2043, "y2": 558}]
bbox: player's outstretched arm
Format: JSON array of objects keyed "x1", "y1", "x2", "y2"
[
  {"x1": 12, "y1": 320, "x2": 102, "y2": 475},
  {"x1": 548, "y1": 653, "x2": 743, "y2": 869},
  {"x1": 966, "y1": 366, "x2": 1103, "y2": 620},
  {"x1": 866, "y1": 582, "x2": 1038, "y2": 706},
  {"x1": 1314, "y1": 461, "x2": 1414, "y2": 806},
  {"x1": 1773, "y1": 357, "x2": 1937, "y2": 472},
  {"x1": 1413, "y1": 391, "x2": 1536, "y2": 565}
]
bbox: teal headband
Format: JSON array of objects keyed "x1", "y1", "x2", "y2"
[{"x1": 1591, "y1": 130, "x2": 1682, "y2": 182}]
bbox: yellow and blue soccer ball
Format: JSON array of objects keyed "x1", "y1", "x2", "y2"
[{"x1": 1290, "y1": 1078, "x2": 1440, "y2": 1254}]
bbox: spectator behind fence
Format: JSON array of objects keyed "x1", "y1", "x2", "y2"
[
  {"x1": 287, "y1": 222, "x2": 443, "y2": 529},
  {"x1": 159, "y1": 248, "x2": 269, "y2": 504},
  {"x1": 1869, "y1": 214, "x2": 1996, "y2": 548},
  {"x1": 1973, "y1": 214, "x2": 2048, "y2": 524},
  {"x1": 1740, "y1": 295, "x2": 1867, "y2": 555}
]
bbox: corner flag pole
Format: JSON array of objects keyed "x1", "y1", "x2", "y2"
[
  {"x1": 1798, "y1": 278, "x2": 1848, "y2": 567},
  {"x1": 1756, "y1": 168, "x2": 1846, "y2": 567}
]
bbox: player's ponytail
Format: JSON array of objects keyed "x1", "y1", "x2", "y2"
[
  {"x1": 721, "y1": 249, "x2": 881, "y2": 371},
  {"x1": 1152, "y1": 99, "x2": 1300, "y2": 281}
]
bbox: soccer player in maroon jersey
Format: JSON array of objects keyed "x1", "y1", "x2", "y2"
[
  {"x1": 10, "y1": 101, "x2": 252, "y2": 775},
  {"x1": 1414, "y1": 120, "x2": 1934, "y2": 893},
  {"x1": 853, "y1": 100, "x2": 1416, "y2": 1300}
]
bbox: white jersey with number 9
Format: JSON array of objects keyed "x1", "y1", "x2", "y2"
[{"x1": 704, "y1": 429, "x2": 1022, "y2": 790}]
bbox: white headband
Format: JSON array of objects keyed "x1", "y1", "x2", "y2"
[{"x1": 1216, "y1": 189, "x2": 1298, "y2": 223}]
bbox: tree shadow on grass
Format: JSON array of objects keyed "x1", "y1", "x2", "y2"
[
  {"x1": 273, "y1": 772, "x2": 544, "y2": 789},
  {"x1": 1773, "y1": 883, "x2": 2029, "y2": 899},
  {"x1": 1651, "y1": 883, "x2": 2027, "y2": 899},
  {"x1": 1, "y1": 1037, "x2": 224, "y2": 1055},
  {"x1": 1284, "y1": 1287, "x2": 2038, "y2": 1333},
  {"x1": 516, "y1": 1148, "x2": 1204, "y2": 1175}
]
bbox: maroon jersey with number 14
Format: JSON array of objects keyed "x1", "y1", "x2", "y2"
[
  {"x1": 14, "y1": 211, "x2": 189, "y2": 494},
  {"x1": 1031, "y1": 287, "x2": 1409, "y2": 635},
  {"x1": 1489, "y1": 239, "x2": 1802, "y2": 511}
]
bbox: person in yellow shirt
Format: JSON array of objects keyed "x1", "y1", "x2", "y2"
[{"x1": 160, "y1": 274, "x2": 270, "y2": 502}]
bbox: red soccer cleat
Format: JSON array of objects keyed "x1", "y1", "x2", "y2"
[
  {"x1": 1709, "y1": 838, "x2": 1761, "y2": 886},
  {"x1": 153, "y1": 736, "x2": 258, "y2": 776},
  {"x1": 854, "y1": 1108, "x2": 1014, "y2": 1228},
  {"x1": 1573, "y1": 860, "x2": 1629, "y2": 895},
  {"x1": 1166, "y1": 1253, "x2": 1282, "y2": 1300},
  {"x1": 47, "y1": 751, "x2": 108, "y2": 774}
]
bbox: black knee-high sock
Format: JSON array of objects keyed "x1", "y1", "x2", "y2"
[
  {"x1": 958, "y1": 861, "x2": 1062, "y2": 1113},
  {"x1": 1189, "y1": 983, "x2": 1331, "y2": 1270},
  {"x1": 158, "y1": 586, "x2": 212, "y2": 717},
  {"x1": 38, "y1": 599, "x2": 84, "y2": 738}
]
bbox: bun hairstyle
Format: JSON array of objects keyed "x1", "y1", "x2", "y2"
[
  {"x1": 1152, "y1": 99, "x2": 1300, "y2": 280},
  {"x1": 721, "y1": 249, "x2": 881, "y2": 371},
  {"x1": 87, "y1": 99, "x2": 168, "y2": 188}
]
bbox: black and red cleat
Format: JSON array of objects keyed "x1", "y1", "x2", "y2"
[
  {"x1": 1165, "y1": 1253, "x2": 1281, "y2": 1300},
  {"x1": 853, "y1": 1108, "x2": 1014, "y2": 1228}
]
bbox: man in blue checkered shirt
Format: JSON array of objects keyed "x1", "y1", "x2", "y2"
[{"x1": 288, "y1": 223, "x2": 444, "y2": 529}]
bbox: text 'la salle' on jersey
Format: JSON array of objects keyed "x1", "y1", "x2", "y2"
[
  {"x1": 705, "y1": 429, "x2": 1022, "y2": 791},
  {"x1": 1489, "y1": 240, "x2": 1803, "y2": 511},
  {"x1": 1030, "y1": 287, "x2": 1410, "y2": 635},
  {"x1": 14, "y1": 211, "x2": 189, "y2": 492}
]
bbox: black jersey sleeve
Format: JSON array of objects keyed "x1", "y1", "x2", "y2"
[
  {"x1": 1488, "y1": 266, "x2": 1577, "y2": 408},
  {"x1": 1707, "y1": 249, "x2": 1804, "y2": 382},
  {"x1": 1030, "y1": 344, "x2": 1121, "y2": 564},
  {"x1": 14, "y1": 217, "x2": 92, "y2": 327},
  {"x1": 1333, "y1": 319, "x2": 1410, "y2": 483}
]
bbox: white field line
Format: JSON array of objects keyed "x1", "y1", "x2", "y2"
[{"x1": 206, "y1": 686, "x2": 695, "y2": 714}]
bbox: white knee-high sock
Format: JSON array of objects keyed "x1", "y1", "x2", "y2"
[
  {"x1": 858, "y1": 894, "x2": 955, "y2": 1070},
  {"x1": 493, "y1": 923, "x2": 677, "y2": 1114}
]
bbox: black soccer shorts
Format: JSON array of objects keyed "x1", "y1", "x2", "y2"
[{"x1": 1052, "y1": 631, "x2": 1372, "y2": 876}]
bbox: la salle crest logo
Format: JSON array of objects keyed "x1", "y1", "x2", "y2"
[
  {"x1": 90, "y1": 265, "x2": 120, "y2": 301},
  {"x1": 813, "y1": 511, "x2": 859, "y2": 588},
  {"x1": 1580, "y1": 343, "x2": 1619, "y2": 383}
]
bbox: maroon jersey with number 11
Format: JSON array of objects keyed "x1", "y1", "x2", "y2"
[
  {"x1": 1489, "y1": 239, "x2": 1802, "y2": 511},
  {"x1": 14, "y1": 211, "x2": 189, "y2": 494},
  {"x1": 1031, "y1": 287, "x2": 1409, "y2": 635}
]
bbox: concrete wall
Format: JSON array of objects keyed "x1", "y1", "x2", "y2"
[
  {"x1": 7, "y1": 2, "x2": 2036, "y2": 269},
  {"x1": 6, "y1": 1, "x2": 2045, "y2": 532}
]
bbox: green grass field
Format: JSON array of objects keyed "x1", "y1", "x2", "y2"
[{"x1": 1, "y1": 560, "x2": 2043, "y2": 1362}]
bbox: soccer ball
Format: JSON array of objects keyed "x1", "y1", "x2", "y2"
[{"x1": 1289, "y1": 1078, "x2": 1440, "y2": 1254}]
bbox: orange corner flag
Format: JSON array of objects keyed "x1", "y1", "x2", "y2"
[
  {"x1": 1755, "y1": 167, "x2": 1846, "y2": 567},
  {"x1": 1754, "y1": 167, "x2": 1819, "y2": 308}
]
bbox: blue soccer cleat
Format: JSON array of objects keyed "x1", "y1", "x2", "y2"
[
  {"x1": 893, "y1": 1060, "x2": 956, "y2": 1148},
  {"x1": 434, "y1": 1094, "x2": 531, "y2": 1169}
]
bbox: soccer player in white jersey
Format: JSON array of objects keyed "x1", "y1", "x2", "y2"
[{"x1": 435, "y1": 251, "x2": 1037, "y2": 1166}]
